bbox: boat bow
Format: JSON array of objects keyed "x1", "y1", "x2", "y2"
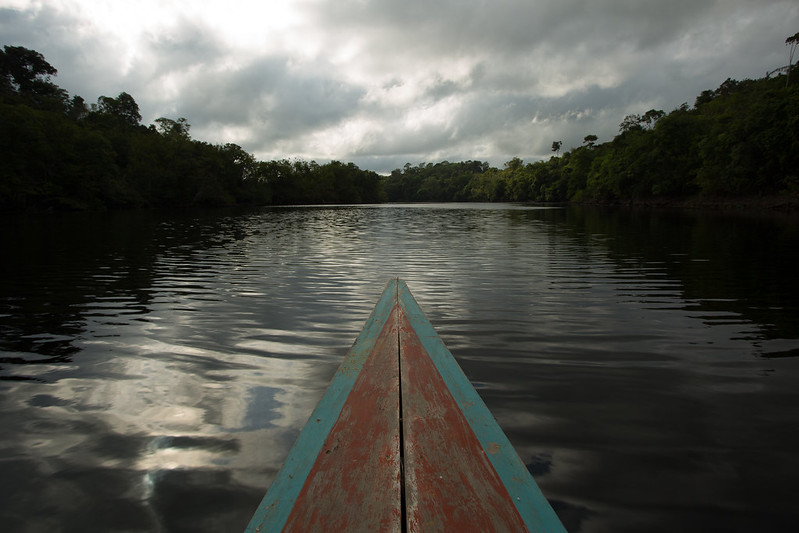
[{"x1": 246, "y1": 279, "x2": 565, "y2": 532}]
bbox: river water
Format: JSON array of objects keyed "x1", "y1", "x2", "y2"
[{"x1": 1, "y1": 204, "x2": 798, "y2": 532}]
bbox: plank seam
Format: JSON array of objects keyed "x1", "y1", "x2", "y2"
[
  {"x1": 396, "y1": 281, "x2": 408, "y2": 532},
  {"x1": 396, "y1": 279, "x2": 565, "y2": 533},
  {"x1": 244, "y1": 279, "x2": 399, "y2": 532}
]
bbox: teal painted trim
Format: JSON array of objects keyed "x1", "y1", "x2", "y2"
[
  {"x1": 397, "y1": 280, "x2": 566, "y2": 533},
  {"x1": 245, "y1": 279, "x2": 398, "y2": 533}
]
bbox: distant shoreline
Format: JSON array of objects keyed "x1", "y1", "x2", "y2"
[
  {"x1": 5, "y1": 195, "x2": 799, "y2": 215},
  {"x1": 570, "y1": 194, "x2": 799, "y2": 212}
]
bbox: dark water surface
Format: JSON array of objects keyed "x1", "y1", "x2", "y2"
[{"x1": 1, "y1": 204, "x2": 798, "y2": 532}]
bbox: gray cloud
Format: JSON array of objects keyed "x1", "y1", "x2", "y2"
[
  {"x1": 143, "y1": 54, "x2": 364, "y2": 145},
  {"x1": 2, "y1": 1, "x2": 797, "y2": 173},
  {"x1": 0, "y1": 6, "x2": 125, "y2": 98}
]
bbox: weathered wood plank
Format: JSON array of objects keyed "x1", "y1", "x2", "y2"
[
  {"x1": 282, "y1": 303, "x2": 402, "y2": 531},
  {"x1": 397, "y1": 280, "x2": 566, "y2": 533},
  {"x1": 400, "y1": 308, "x2": 529, "y2": 531},
  {"x1": 245, "y1": 279, "x2": 399, "y2": 533},
  {"x1": 246, "y1": 279, "x2": 566, "y2": 533}
]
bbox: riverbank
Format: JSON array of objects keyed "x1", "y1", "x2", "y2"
[{"x1": 574, "y1": 194, "x2": 799, "y2": 213}]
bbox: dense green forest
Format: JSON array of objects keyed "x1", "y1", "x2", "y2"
[
  {"x1": 2, "y1": 44, "x2": 798, "y2": 211},
  {"x1": 0, "y1": 46, "x2": 385, "y2": 211},
  {"x1": 382, "y1": 75, "x2": 799, "y2": 205}
]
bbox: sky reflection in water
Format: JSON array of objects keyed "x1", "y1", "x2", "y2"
[{"x1": 1, "y1": 205, "x2": 798, "y2": 532}]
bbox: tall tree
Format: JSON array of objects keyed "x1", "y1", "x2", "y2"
[
  {"x1": 0, "y1": 45, "x2": 66, "y2": 107},
  {"x1": 641, "y1": 109, "x2": 665, "y2": 128},
  {"x1": 96, "y1": 92, "x2": 141, "y2": 127},
  {"x1": 155, "y1": 117, "x2": 191, "y2": 139},
  {"x1": 787, "y1": 32, "x2": 799, "y2": 86}
]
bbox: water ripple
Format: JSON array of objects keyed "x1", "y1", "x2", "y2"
[{"x1": 1, "y1": 205, "x2": 798, "y2": 531}]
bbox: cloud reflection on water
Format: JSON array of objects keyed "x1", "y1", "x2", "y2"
[{"x1": 2, "y1": 205, "x2": 799, "y2": 531}]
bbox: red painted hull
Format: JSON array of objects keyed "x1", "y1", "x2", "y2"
[{"x1": 246, "y1": 279, "x2": 565, "y2": 532}]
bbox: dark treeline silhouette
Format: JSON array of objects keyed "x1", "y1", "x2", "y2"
[
  {"x1": 0, "y1": 46, "x2": 385, "y2": 211},
  {"x1": 383, "y1": 75, "x2": 798, "y2": 205},
  {"x1": 2, "y1": 45, "x2": 798, "y2": 212}
]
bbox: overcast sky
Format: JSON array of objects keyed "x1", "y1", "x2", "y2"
[{"x1": 2, "y1": 0, "x2": 797, "y2": 173}]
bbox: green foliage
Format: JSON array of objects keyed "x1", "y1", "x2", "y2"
[
  {"x1": 154, "y1": 117, "x2": 191, "y2": 139},
  {"x1": 0, "y1": 45, "x2": 68, "y2": 111},
  {"x1": 2, "y1": 45, "x2": 798, "y2": 212},
  {"x1": 0, "y1": 46, "x2": 386, "y2": 211},
  {"x1": 95, "y1": 92, "x2": 141, "y2": 127},
  {"x1": 0, "y1": 101, "x2": 118, "y2": 210},
  {"x1": 383, "y1": 73, "x2": 798, "y2": 204},
  {"x1": 381, "y1": 161, "x2": 491, "y2": 202}
]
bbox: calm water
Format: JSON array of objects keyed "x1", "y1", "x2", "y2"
[{"x1": 1, "y1": 204, "x2": 798, "y2": 532}]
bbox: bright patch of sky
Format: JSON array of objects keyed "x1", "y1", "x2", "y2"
[{"x1": 1, "y1": 0, "x2": 797, "y2": 173}]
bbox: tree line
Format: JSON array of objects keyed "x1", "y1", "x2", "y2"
[
  {"x1": 0, "y1": 46, "x2": 385, "y2": 211},
  {"x1": 382, "y1": 75, "x2": 798, "y2": 204},
  {"x1": 2, "y1": 44, "x2": 798, "y2": 212}
]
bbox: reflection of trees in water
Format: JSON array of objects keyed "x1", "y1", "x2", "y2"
[
  {"x1": 0, "y1": 209, "x2": 260, "y2": 377},
  {"x1": 4, "y1": 206, "x2": 797, "y2": 375},
  {"x1": 525, "y1": 207, "x2": 799, "y2": 354}
]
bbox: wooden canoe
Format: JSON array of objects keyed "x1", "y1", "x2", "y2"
[{"x1": 245, "y1": 279, "x2": 566, "y2": 532}]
